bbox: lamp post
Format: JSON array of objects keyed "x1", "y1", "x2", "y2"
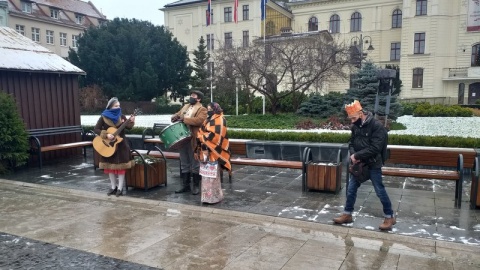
[
  {"x1": 235, "y1": 77, "x2": 239, "y2": 116},
  {"x1": 350, "y1": 34, "x2": 374, "y2": 68}
]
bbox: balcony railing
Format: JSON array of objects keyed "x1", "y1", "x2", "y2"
[{"x1": 448, "y1": 67, "x2": 468, "y2": 78}]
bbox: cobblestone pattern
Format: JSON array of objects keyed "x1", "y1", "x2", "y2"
[{"x1": 0, "y1": 233, "x2": 161, "y2": 270}]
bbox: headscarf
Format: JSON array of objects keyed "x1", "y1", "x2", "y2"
[
  {"x1": 102, "y1": 97, "x2": 121, "y2": 123},
  {"x1": 209, "y1": 102, "x2": 223, "y2": 115}
]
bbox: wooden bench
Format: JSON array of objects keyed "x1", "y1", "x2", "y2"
[
  {"x1": 132, "y1": 146, "x2": 306, "y2": 183},
  {"x1": 345, "y1": 145, "x2": 477, "y2": 208},
  {"x1": 28, "y1": 125, "x2": 93, "y2": 169},
  {"x1": 142, "y1": 123, "x2": 168, "y2": 149}
]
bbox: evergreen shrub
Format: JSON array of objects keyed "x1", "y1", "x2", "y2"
[
  {"x1": 413, "y1": 103, "x2": 472, "y2": 117},
  {"x1": 0, "y1": 92, "x2": 29, "y2": 174},
  {"x1": 297, "y1": 92, "x2": 345, "y2": 118},
  {"x1": 399, "y1": 102, "x2": 418, "y2": 115}
]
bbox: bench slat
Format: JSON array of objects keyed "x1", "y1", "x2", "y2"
[
  {"x1": 382, "y1": 167, "x2": 459, "y2": 180},
  {"x1": 132, "y1": 150, "x2": 302, "y2": 169},
  {"x1": 40, "y1": 141, "x2": 92, "y2": 152}
]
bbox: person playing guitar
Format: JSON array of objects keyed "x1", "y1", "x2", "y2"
[{"x1": 94, "y1": 97, "x2": 135, "y2": 197}]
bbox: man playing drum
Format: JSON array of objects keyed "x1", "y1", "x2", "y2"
[{"x1": 171, "y1": 90, "x2": 208, "y2": 195}]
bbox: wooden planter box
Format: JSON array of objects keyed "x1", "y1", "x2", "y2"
[
  {"x1": 126, "y1": 159, "x2": 166, "y2": 190},
  {"x1": 306, "y1": 162, "x2": 342, "y2": 193}
]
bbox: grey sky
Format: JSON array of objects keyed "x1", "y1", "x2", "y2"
[{"x1": 91, "y1": 0, "x2": 173, "y2": 26}]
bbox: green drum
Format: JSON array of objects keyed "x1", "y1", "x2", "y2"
[{"x1": 160, "y1": 122, "x2": 192, "y2": 150}]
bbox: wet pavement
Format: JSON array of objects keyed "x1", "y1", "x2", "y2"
[{"x1": 1, "y1": 151, "x2": 480, "y2": 269}]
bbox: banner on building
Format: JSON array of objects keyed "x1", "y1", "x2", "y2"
[{"x1": 467, "y1": 0, "x2": 480, "y2": 32}]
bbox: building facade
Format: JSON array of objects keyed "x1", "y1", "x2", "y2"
[
  {"x1": 162, "y1": 0, "x2": 480, "y2": 104},
  {"x1": 6, "y1": 0, "x2": 106, "y2": 58},
  {"x1": 0, "y1": 1, "x2": 7, "y2": 26}
]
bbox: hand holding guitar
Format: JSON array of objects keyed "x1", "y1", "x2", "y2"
[{"x1": 94, "y1": 109, "x2": 141, "y2": 157}]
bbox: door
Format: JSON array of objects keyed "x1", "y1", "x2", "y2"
[{"x1": 468, "y1": 82, "x2": 480, "y2": 104}]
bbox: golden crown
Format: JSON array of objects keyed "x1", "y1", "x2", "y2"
[{"x1": 345, "y1": 100, "x2": 363, "y2": 116}]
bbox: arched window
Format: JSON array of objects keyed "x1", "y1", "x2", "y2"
[
  {"x1": 350, "y1": 12, "x2": 362, "y2": 32},
  {"x1": 266, "y1": 21, "x2": 275, "y2": 36},
  {"x1": 329, "y1": 14, "x2": 340, "y2": 33},
  {"x1": 392, "y1": 9, "x2": 402, "y2": 28},
  {"x1": 471, "y1": 44, "x2": 480, "y2": 66},
  {"x1": 308, "y1": 17, "x2": 318, "y2": 31},
  {"x1": 412, "y1": 68, "x2": 424, "y2": 88}
]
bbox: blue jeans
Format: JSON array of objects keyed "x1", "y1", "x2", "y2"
[{"x1": 345, "y1": 168, "x2": 394, "y2": 218}]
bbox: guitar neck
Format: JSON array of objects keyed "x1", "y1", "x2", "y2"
[{"x1": 112, "y1": 118, "x2": 131, "y2": 136}]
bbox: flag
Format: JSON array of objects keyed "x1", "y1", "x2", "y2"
[
  {"x1": 261, "y1": 0, "x2": 268, "y2": 21},
  {"x1": 206, "y1": 0, "x2": 212, "y2": 26},
  {"x1": 234, "y1": 0, "x2": 239, "y2": 23}
]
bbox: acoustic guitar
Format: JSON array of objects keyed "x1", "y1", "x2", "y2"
[{"x1": 93, "y1": 109, "x2": 141, "y2": 158}]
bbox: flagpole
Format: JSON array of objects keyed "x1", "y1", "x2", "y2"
[
  {"x1": 209, "y1": 1, "x2": 213, "y2": 102},
  {"x1": 263, "y1": 0, "x2": 266, "y2": 44}
]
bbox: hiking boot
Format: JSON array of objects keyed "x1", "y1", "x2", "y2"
[
  {"x1": 107, "y1": 187, "x2": 117, "y2": 196},
  {"x1": 333, "y1": 214, "x2": 353, "y2": 224},
  {"x1": 192, "y1": 173, "x2": 201, "y2": 195},
  {"x1": 175, "y1": 173, "x2": 191, "y2": 193},
  {"x1": 379, "y1": 217, "x2": 396, "y2": 230}
]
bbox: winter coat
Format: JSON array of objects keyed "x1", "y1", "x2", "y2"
[
  {"x1": 94, "y1": 115, "x2": 135, "y2": 170},
  {"x1": 348, "y1": 112, "x2": 388, "y2": 169},
  {"x1": 197, "y1": 112, "x2": 231, "y2": 172},
  {"x1": 171, "y1": 103, "x2": 207, "y2": 150}
]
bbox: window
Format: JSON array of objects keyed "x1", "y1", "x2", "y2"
[
  {"x1": 416, "y1": 0, "x2": 427, "y2": 16},
  {"x1": 21, "y1": 1, "x2": 32, "y2": 13},
  {"x1": 414, "y1": 33, "x2": 425, "y2": 54},
  {"x1": 50, "y1": 9, "x2": 59, "y2": 19},
  {"x1": 207, "y1": 62, "x2": 214, "y2": 77},
  {"x1": 72, "y1": 35, "x2": 79, "y2": 48},
  {"x1": 225, "y1": 61, "x2": 233, "y2": 77},
  {"x1": 266, "y1": 21, "x2": 275, "y2": 36},
  {"x1": 224, "y1": 7, "x2": 232, "y2": 22},
  {"x1": 206, "y1": 34, "x2": 214, "y2": 50},
  {"x1": 308, "y1": 17, "x2": 318, "y2": 32},
  {"x1": 60, "y1": 32, "x2": 67, "y2": 46},
  {"x1": 242, "y1": 59, "x2": 250, "y2": 74},
  {"x1": 75, "y1": 14, "x2": 83, "y2": 24},
  {"x1": 242, "y1": 30, "x2": 249, "y2": 47},
  {"x1": 471, "y1": 44, "x2": 480, "y2": 66},
  {"x1": 46, "y1": 30, "x2": 54, "y2": 44},
  {"x1": 412, "y1": 68, "x2": 423, "y2": 88},
  {"x1": 329, "y1": 14, "x2": 340, "y2": 33},
  {"x1": 350, "y1": 12, "x2": 362, "y2": 32},
  {"x1": 15, "y1": 25, "x2": 25, "y2": 36},
  {"x1": 31, "y1": 27, "x2": 40, "y2": 42},
  {"x1": 243, "y1": 5, "x2": 249, "y2": 20},
  {"x1": 224, "y1": 32, "x2": 232, "y2": 48},
  {"x1": 392, "y1": 9, "x2": 402, "y2": 28},
  {"x1": 390, "y1": 42, "x2": 401, "y2": 60}
]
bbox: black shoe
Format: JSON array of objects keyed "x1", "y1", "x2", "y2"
[
  {"x1": 192, "y1": 173, "x2": 201, "y2": 195},
  {"x1": 175, "y1": 172, "x2": 191, "y2": 193},
  {"x1": 175, "y1": 186, "x2": 191, "y2": 193},
  {"x1": 107, "y1": 187, "x2": 117, "y2": 196},
  {"x1": 116, "y1": 189, "x2": 123, "y2": 197},
  {"x1": 191, "y1": 185, "x2": 199, "y2": 195}
]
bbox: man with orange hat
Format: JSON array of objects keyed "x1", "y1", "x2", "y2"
[{"x1": 333, "y1": 100, "x2": 395, "y2": 230}]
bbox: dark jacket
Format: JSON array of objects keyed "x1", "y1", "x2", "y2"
[{"x1": 348, "y1": 112, "x2": 388, "y2": 168}]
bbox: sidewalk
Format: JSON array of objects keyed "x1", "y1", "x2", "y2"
[
  {"x1": 3, "y1": 151, "x2": 480, "y2": 247},
  {"x1": 1, "y1": 180, "x2": 479, "y2": 270}
]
